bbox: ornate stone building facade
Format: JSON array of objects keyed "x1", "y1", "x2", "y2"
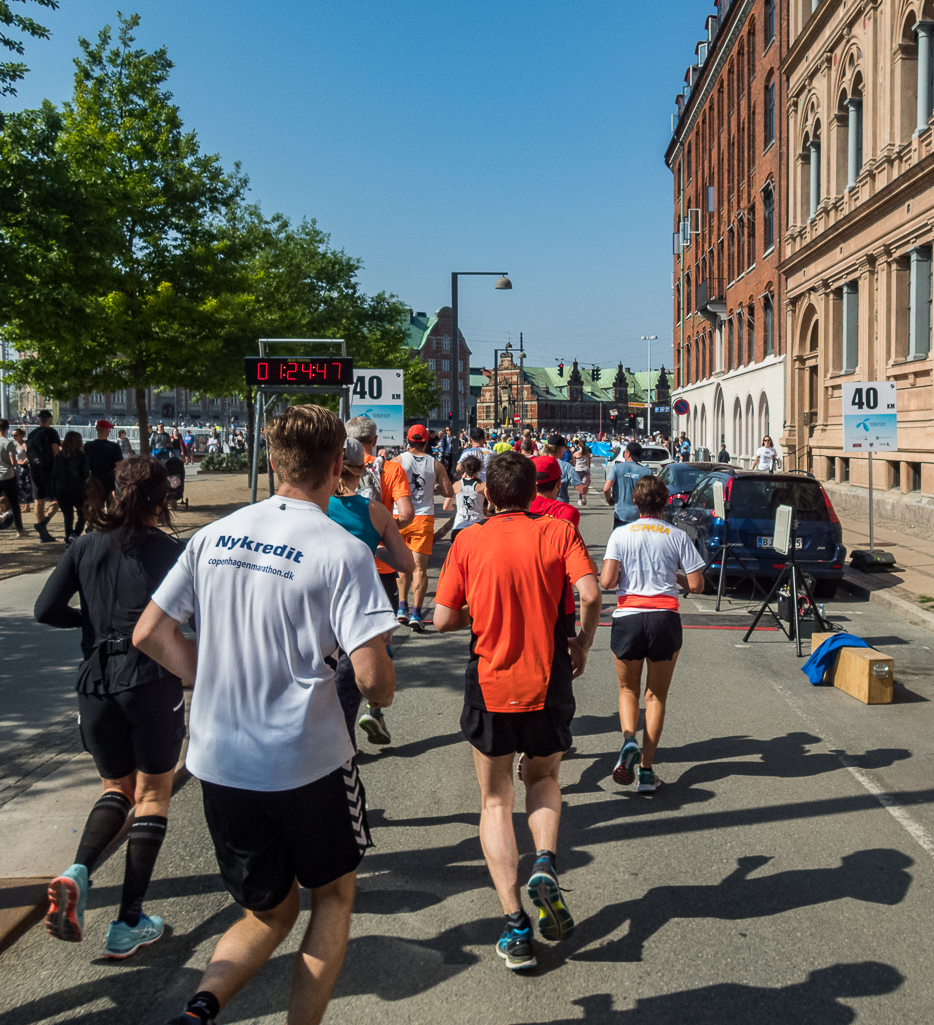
[
  {"x1": 782, "y1": 0, "x2": 934, "y2": 512},
  {"x1": 666, "y1": 0, "x2": 788, "y2": 467},
  {"x1": 474, "y1": 353, "x2": 669, "y2": 436}
]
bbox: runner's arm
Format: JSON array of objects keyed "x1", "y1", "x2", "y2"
[
  {"x1": 34, "y1": 549, "x2": 81, "y2": 628},
  {"x1": 677, "y1": 569, "x2": 706, "y2": 594},
  {"x1": 370, "y1": 501, "x2": 415, "y2": 575},
  {"x1": 132, "y1": 601, "x2": 198, "y2": 681},
  {"x1": 600, "y1": 558, "x2": 621, "y2": 591},
  {"x1": 349, "y1": 634, "x2": 395, "y2": 707},
  {"x1": 569, "y1": 572, "x2": 600, "y2": 678},
  {"x1": 433, "y1": 602, "x2": 471, "y2": 632},
  {"x1": 443, "y1": 479, "x2": 461, "y2": 512},
  {"x1": 394, "y1": 492, "x2": 415, "y2": 528},
  {"x1": 435, "y1": 460, "x2": 454, "y2": 499}
]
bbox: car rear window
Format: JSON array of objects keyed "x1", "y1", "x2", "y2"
[
  {"x1": 670, "y1": 465, "x2": 709, "y2": 493},
  {"x1": 730, "y1": 478, "x2": 829, "y2": 522},
  {"x1": 642, "y1": 447, "x2": 670, "y2": 462}
]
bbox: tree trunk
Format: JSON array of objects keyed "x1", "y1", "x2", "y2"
[{"x1": 136, "y1": 387, "x2": 150, "y2": 455}]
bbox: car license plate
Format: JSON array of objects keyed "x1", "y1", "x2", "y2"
[{"x1": 757, "y1": 536, "x2": 803, "y2": 549}]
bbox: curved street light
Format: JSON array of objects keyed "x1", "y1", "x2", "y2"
[
  {"x1": 641, "y1": 334, "x2": 658, "y2": 435},
  {"x1": 451, "y1": 271, "x2": 512, "y2": 457}
]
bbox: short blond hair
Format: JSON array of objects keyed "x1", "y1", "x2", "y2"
[{"x1": 264, "y1": 405, "x2": 345, "y2": 487}]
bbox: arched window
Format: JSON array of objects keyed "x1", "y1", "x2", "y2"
[
  {"x1": 748, "y1": 21, "x2": 757, "y2": 79},
  {"x1": 765, "y1": 0, "x2": 775, "y2": 46},
  {"x1": 686, "y1": 271, "x2": 693, "y2": 314},
  {"x1": 728, "y1": 60, "x2": 735, "y2": 113},
  {"x1": 763, "y1": 291, "x2": 775, "y2": 355},
  {"x1": 685, "y1": 341, "x2": 692, "y2": 385},
  {"x1": 762, "y1": 180, "x2": 775, "y2": 250},
  {"x1": 738, "y1": 42, "x2": 746, "y2": 100},
  {"x1": 764, "y1": 75, "x2": 776, "y2": 146},
  {"x1": 747, "y1": 303, "x2": 756, "y2": 362}
]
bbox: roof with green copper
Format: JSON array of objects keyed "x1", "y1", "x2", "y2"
[
  {"x1": 478, "y1": 362, "x2": 664, "y2": 405},
  {"x1": 405, "y1": 310, "x2": 438, "y2": 352}
]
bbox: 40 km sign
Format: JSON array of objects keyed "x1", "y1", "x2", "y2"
[
  {"x1": 350, "y1": 369, "x2": 404, "y2": 447},
  {"x1": 842, "y1": 381, "x2": 897, "y2": 452}
]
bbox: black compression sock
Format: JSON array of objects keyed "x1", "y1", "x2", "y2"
[
  {"x1": 535, "y1": 849, "x2": 557, "y2": 870},
  {"x1": 506, "y1": 909, "x2": 532, "y2": 932},
  {"x1": 74, "y1": 791, "x2": 132, "y2": 874},
  {"x1": 183, "y1": 992, "x2": 220, "y2": 1023},
  {"x1": 118, "y1": 815, "x2": 167, "y2": 926}
]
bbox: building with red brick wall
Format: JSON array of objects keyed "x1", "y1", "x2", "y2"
[
  {"x1": 665, "y1": 0, "x2": 787, "y2": 467},
  {"x1": 474, "y1": 353, "x2": 669, "y2": 437},
  {"x1": 405, "y1": 308, "x2": 470, "y2": 429}
]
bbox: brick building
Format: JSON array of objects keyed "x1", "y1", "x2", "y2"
[
  {"x1": 474, "y1": 353, "x2": 670, "y2": 436},
  {"x1": 405, "y1": 308, "x2": 471, "y2": 429},
  {"x1": 666, "y1": 0, "x2": 787, "y2": 466},
  {"x1": 782, "y1": 0, "x2": 934, "y2": 520}
]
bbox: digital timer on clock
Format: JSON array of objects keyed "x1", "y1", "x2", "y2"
[{"x1": 244, "y1": 357, "x2": 354, "y2": 386}]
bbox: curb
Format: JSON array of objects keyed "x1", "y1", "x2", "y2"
[
  {"x1": 839, "y1": 571, "x2": 934, "y2": 635},
  {"x1": 0, "y1": 714, "x2": 191, "y2": 958}
]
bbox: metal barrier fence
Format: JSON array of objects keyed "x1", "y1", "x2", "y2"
[{"x1": 30, "y1": 426, "x2": 226, "y2": 456}]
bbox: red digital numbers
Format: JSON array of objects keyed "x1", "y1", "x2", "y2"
[
  {"x1": 245, "y1": 357, "x2": 351, "y2": 386},
  {"x1": 256, "y1": 361, "x2": 268, "y2": 381},
  {"x1": 331, "y1": 362, "x2": 342, "y2": 379},
  {"x1": 279, "y1": 361, "x2": 299, "y2": 382}
]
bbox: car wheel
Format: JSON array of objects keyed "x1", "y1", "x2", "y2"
[{"x1": 813, "y1": 579, "x2": 838, "y2": 599}]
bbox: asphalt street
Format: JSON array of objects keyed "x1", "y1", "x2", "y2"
[{"x1": 2, "y1": 500, "x2": 934, "y2": 1024}]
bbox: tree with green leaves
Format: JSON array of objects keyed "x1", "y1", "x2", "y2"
[
  {"x1": 0, "y1": 0, "x2": 59, "y2": 101},
  {"x1": 2, "y1": 13, "x2": 246, "y2": 451},
  {"x1": 209, "y1": 207, "x2": 437, "y2": 468}
]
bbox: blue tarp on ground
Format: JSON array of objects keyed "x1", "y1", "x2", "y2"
[{"x1": 591, "y1": 442, "x2": 613, "y2": 458}]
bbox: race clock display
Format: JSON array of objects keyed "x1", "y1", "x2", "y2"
[{"x1": 244, "y1": 357, "x2": 354, "y2": 386}]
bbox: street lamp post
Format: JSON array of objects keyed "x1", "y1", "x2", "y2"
[
  {"x1": 451, "y1": 271, "x2": 511, "y2": 460},
  {"x1": 642, "y1": 335, "x2": 658, "y2": 436}
]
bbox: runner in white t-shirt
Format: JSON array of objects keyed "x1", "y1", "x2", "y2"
[
  {"x1": 456, "y1": 427, "x2": 495, "y2": 481},
  {"x1": 600, "y1": 474, "x2": 705, "y2": 794},
  {"x1": 134, "y1": 405, "x2": 396, "y2": 1025}
]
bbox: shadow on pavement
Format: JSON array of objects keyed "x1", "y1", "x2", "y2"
[
  {"x1": 510, "y1": 961, "x2": 903, "y2": 1024},
  {"x1": 569, "y1": 848, "x2": 912, "y2": 963}
]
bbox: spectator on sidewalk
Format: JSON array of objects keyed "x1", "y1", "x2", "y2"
[
  {"x1": 52, "y1": 431, "x2": 91, "y2": 543},
  {"x1": 0, "y1": 418, "x2": 25, "y2": 535},
  {"x1": 84, "y1": 420, "x2": 123, "y2": 500},
  {"x1": 26, "y1": 409, "x2": 61, "y2": 542}
]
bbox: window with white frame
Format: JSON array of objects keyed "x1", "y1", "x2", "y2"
[
  {"x1": 442, "y1": 378, "x2": 451, "y2": 390},
  {"x1": 428, "y1": 359, "x2": 436, "y2": 370},
  {"x1": 90, "y1": 392, "x2": 106, "y2": 405},
  {"x1": 441, "y1": 336, "x2": 451, "y2": 350},
  {"x1": 112, "y1": 390, "x2": 127, "y2": 406},
  {"x1": 442, "y1": 359, "x2": 451, "y2": 371}
]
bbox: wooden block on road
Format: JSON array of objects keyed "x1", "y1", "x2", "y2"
[{"x1": 811, "y1": 632, "x2": 894, "y2": 704}]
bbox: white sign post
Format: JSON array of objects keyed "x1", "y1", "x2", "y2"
[
  {"x1": 350, "y1": 369, "x2": 404, "y2": 447},
  {"x1": 842, "y1": 381, "x2": 897, "y2": 554}
]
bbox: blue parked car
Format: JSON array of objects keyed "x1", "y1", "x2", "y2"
[{"x1": 670, "y1": 469, "x2": 846, "y2": 598}]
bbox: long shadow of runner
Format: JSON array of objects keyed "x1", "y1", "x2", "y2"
[
  {"x1": 570, "y1": 849, "x2": 912, "y2": 963},
  {"x1": 510, "y1": 962, "x2": 903, "y2": 1025}
]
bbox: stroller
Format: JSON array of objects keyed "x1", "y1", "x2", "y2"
[{"x1": 164, "y1": 456, "x2": 188, "y2": 510}]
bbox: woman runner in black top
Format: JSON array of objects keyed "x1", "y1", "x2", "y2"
[{"x1": 34, "y1": 456, "x2": 185, "y2": 960}]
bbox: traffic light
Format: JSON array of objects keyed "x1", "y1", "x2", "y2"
[
  {"x1": 448, "y1": 412, "x2": 453, "y2": 420},
  {"x1": 557, "y1": 362, "x2": 564, "y2": 377},
  {"x1": 591, "y1": 366, "x2": 599, "y2": 382}
]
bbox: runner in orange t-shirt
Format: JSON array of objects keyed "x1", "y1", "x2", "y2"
[
  {"x1": 529, "y1": 456, "x2": 581, "y2": 636},
  {"x1": 434, "y1": 452, "x2": 600, "y2": 973}
]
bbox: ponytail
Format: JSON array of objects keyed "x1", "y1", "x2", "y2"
[{"x1": 84, "y1": 455, "x2": 173, "y2": 540}]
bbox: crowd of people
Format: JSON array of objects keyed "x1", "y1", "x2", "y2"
[{"x1": 26, "y1": 407, "x2": 708, "y2": 1024}]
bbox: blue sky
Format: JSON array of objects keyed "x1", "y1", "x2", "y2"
[{"x1": 10, "y1": 0, "x2": 708, "y2": 374}]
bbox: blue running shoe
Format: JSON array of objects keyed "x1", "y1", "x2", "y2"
[
  {"x1": 496, "y1": 925, "x2": 536, "y2": 970},
  {"x1": 409, "y1": 608, "x2": 425, "y2": 632},
  {"x1": 396, "y1": 603, "x2": 410, "y2": 625},
  {"x1": 45, "y1": 864, "x2": 89, "y2": 943},
  {"x1": 527, "y1": 860, "x2": 575, "y2": 941},
  {"x1": 613, "y1": 737, "x2": 641, "y2": 786},
  {"x1": 638, "y1": 767, "x2": 661, "y2": 793},
  {"x1": 102, "y1": 913, "x2": 164, "y2": 959}
]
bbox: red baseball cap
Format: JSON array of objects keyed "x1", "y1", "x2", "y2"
[
  {"x1": 407, "y1": 424, "x2": 430, "y2": 443},
  {"x1": 96, "y1": 419, "x2": 114, "y2": 431},
  {"x1": 531, "y1": 455, "x2": 561, "y2": 484}
]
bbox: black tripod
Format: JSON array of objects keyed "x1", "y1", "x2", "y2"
[
  {"x1": 700, "y1": 503, "x2": 770, "y2": 611},
  {"x1": 743, "y1": 519, "x2": 831, "y2": 656}
]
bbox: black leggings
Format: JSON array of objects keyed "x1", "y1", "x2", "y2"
[
  {"x1": 57, "y1": 487, "x2": 86, "y2": 538},
  {"x1": 0, "y1": 477, "x2": 22, "y2": 531}
]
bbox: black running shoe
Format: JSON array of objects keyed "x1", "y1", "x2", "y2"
[{"x1": 496, "y1": 925, "x2": 536, "y2": 970}]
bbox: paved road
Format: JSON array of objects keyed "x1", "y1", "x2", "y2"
[{"x1": 2, "y1": 502, "x2": 934, "y2": 1023}]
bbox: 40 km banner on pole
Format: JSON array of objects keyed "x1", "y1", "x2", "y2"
[
  {"x1": 350, "y1": 369, "x2": 404, "y2": 447},
  {"x1": 842, "y1": 381, "x2": 898, "y2": 452}
]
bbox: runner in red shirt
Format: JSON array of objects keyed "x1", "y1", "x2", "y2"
[{"x1": 434, "y1": 452, "x2": 600, "y2": 973}]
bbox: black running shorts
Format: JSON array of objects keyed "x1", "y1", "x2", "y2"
[
  {"x1": 379, "y1": 571, "x2": 398, "y2": 613},
  {"x1": 32, "y1": 467, "x2": 55, "y2": 501},
  {"x1": 200, "y1": 760, "x2": 371, "y2": 912},
  {"x1": 610, "y1": 611, "x2": 683, "y2": 662},
  {"x1": 77, "y1": 680, "x2": 186, "y2": 780},
  {"x1": 461, "y1": 700, "x2": 575, "y2": 759}
]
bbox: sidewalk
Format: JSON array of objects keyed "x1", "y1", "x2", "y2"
[{"x1": 837, "y1": 508, "x2": 934, "y2": 632}]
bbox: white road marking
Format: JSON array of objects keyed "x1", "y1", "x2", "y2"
[{"x1": 767, "y1": 674, "x2": 934, "y2": 861}]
